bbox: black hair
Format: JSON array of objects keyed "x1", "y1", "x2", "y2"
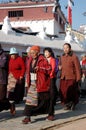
[
  {"x1": 64, "y1": 43, "x2": 71, "y2": 49},
  {"x1": 43, "y1": 47, "x2": 55, "y2": 58}
]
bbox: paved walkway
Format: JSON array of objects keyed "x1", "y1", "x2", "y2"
[{"x1": 0, "y1": 98, "x2": 86, "y2": 130}]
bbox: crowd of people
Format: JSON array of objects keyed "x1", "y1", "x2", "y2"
[{"x1": 0, "y1": 43, "x2": 85, "y2": 124}]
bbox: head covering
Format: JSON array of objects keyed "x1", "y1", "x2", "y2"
[
  {"x1": 26, "y1": 47, "x2": 31, "y2": 53},
  {"x1": 30, "y1": 45, "x2": 40, "y2": 52},
  {"x1": 9, "y1": 47, "x2": 18, "y2": 55}
]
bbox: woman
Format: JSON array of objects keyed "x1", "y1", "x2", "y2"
[
  {"x1": 24, "y1": 46, "x2": 31, "y2": 96},
  {"x1": 7, "y1": 47, "x2": 25, "y2": 104},
  {"x1": 22, "y1": 45, "x2": 51, "y2": 124},
  {"x1": 59, "y1": 43, "x2": 81, "y2": 110},
  {"x1": 0, "y1": 44, "x2": 15, "y2": 115},
  {"x1": 43, "y1": 47, "x2": 58, "y2": 121}
]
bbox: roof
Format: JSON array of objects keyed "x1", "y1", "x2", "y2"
[
  {"x1": 0, "y1": 30, "x2": 85, "y2": 53},
  {"x1": 0, "y1": 1, "x2": 54, "y2": 8}
]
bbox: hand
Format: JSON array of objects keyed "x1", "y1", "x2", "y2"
[
  {"x1": 34, "y1": 66, "x2": 39, "y2": 72},
  {"x1": 58, "y1": 65, "x2": 62, "y2": 70},
  {"x1": 20, "y1": 76, "x2": 23, "y2": 80}
]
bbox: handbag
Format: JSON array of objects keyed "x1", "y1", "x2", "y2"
[{"x1": 26, "y1": 73, "x2": 38, "y2": 106}]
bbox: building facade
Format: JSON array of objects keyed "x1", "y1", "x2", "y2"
[{"x1": 0, "y1": 1, "x2": 66, "y2": 36}]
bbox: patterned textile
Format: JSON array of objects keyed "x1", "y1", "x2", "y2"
[
  {"x1": 7, "y1": 73, "x2": 17, "y2": 92},
  {"x1": 26, "y1": 73, "x2": 38, "y2": 106}
]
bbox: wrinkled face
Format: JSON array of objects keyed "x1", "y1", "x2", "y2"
[
  {"x1": 44, "y1": 50, "x2": 51, "y2": 58},
  {"x1": 30, "y1": 50, "x2": 38, "y2": 59},
  {"x1": 10, "y1": 54, "x2": 16, "y2": 59},
  {"x1": 63, "y1": 44, "x2": 70, "y2": 54}
]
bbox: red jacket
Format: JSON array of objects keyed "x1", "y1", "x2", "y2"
[
  {"x1": 48, "y1": 57, "x2": 56, "y2": 78},
  {"x1": 82, "y1": 59, "x2": 86, "y2": 65},
  {"x1": 9, "y1": 56, "x2": 25, "y2": 79},
  {"x1": 26, "y1": 54, "x2": 51, "y2": 92}
]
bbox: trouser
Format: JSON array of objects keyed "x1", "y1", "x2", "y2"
[
  {"x1": 0, "y1": 84, "x2": 11, "y2": 112},
  {"x1": 48, "y1": 78, "x2": 58, "y2": 116}
]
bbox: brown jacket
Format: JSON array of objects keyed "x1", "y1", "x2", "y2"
[{"x1": 60, "y1": 51, "x2": 81, "y2": 81}]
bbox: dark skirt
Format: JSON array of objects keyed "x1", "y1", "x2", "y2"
[
  {"x1": 23, "y1": 91, "x2": 50, "y2": 117},
  {"x1": 8, "y1": 78, "x2": 25, "y2": 103},
  {"x1": 59, "y1": 79, "x2": 79, "y2": 105},
  {"x1": 0, "y1": 85, "x2": 11, "y2": 112}
]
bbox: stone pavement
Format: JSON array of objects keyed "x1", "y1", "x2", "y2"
[{"x1": 0, "y1": 98, "x2": 86, "y2": 130}]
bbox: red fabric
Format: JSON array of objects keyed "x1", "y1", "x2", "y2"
[
  {"x1": 9, "y1": 56, "x2": 25, "y2": 79},
  {"x1": 26, "y1": 54, "x2": 51, "y2": 92},
  {"x1": 82, "y1": 59, "x2": 86, "y2": 65},
  {"x1": 25, "y1": 56, "x2": 32, "y2": 87},
  {"x1": 59, "y1": 79, "x2": 79, "y2": 105},
  {"x1": 49, "y1": 57, "x2": 56, "y2": 78},
  {"x1": 30, "y1": 46, "x2": 40, "y2": 52},
  {"x1": 68, "y1": 0, "x2": 72, "y2": 25}
]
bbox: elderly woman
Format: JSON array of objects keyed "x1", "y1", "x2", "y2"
[
  {"x1": 22, "y1": 45, "x2": 51, "y2": 124},
  {"x1": 59, "y1": 43, "x2": 81, "y2": 110},
  {"x1": 7, "y1": 47, "x2": 25, "y2": 105}
]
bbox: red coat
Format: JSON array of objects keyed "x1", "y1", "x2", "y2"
[
  {"x1": 26, "y1": 54, "x2": 51, "y2": 92},
  {"x1": 49, "y1": 57, "x2": 56, "y2": 78},
  {"x1": 9, "y1": 56, "x2": 25, "y2": 79},
  {"x1": 82, "y1": 59, "x2": 86, "y2": 65}
]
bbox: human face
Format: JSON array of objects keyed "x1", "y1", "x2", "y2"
[
  {"x1": 10, "y1": 54, "x2": 16, "y2": 59},
  {"x1": 30, "y1": 50, "x2": 38, "y2": 59},
  {"x1": 63, "y1": 44, "x2": 71, "y2": 54},
  {"x1": 44, "y1": 50, "x2": 51, "y2": 58}
]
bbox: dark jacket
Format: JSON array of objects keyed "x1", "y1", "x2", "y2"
[{"x1": 0, "y1": 49, "x2": 8, "y2": 84}]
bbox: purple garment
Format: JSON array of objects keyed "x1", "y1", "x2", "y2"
[{"x1": 0, "y1": 50, "x2": 8, "y2": 84}]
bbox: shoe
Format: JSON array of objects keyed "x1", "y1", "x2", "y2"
[
  {"x1": 10, "y1": 102, "x2": 16, "y2": 116},
  {"x1": 71, "y1": 103, "x2": 75, "y2": 111},
  {"x1": 46, "y1": 115, "x2": 54, "y2": 121},
  {"x1": 22, "y1": 117, "x2": 31, "y2": 124},
  {"x1": 64, "y1": 102, "x2": 72, "y2": 110},
  {"x1": 64, "y1": 106, "x2": 71, "y2": 110}
]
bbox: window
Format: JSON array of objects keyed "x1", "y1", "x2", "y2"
[
  {"x1": 8, "y1": 10, "x2": 23, "y2": 18},
  {"x1": 44, "y1": 6, "x2": 48, "y2": 13}
]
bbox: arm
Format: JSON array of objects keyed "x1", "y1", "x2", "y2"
[
  {"x1": 74, "y1": 55, "x2": 81, "y2": 82},
  {"x1": 50, "y1": 58, "x2": 56, "y2": 78},
  {"x1": 0, "y1": 53, "x2": 7, "y2": 68},
  {"x1": 36, "y1": 57, "x2": 51, "y2": 75},
  {"x1": 19, "y1": 57, "x2": 25, "y2": 79}
]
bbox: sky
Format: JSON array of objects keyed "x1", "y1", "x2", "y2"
[
  {"x1": 0, "y1": 0, "x2": 86, "y2": 30},
  {"x1": 59, "y1": 0, "x2": 86, "y2": 30}
]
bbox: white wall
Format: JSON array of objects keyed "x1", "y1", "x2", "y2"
[{"x1": 11, "y1": 19, "x2": 63, "y2": 35}]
